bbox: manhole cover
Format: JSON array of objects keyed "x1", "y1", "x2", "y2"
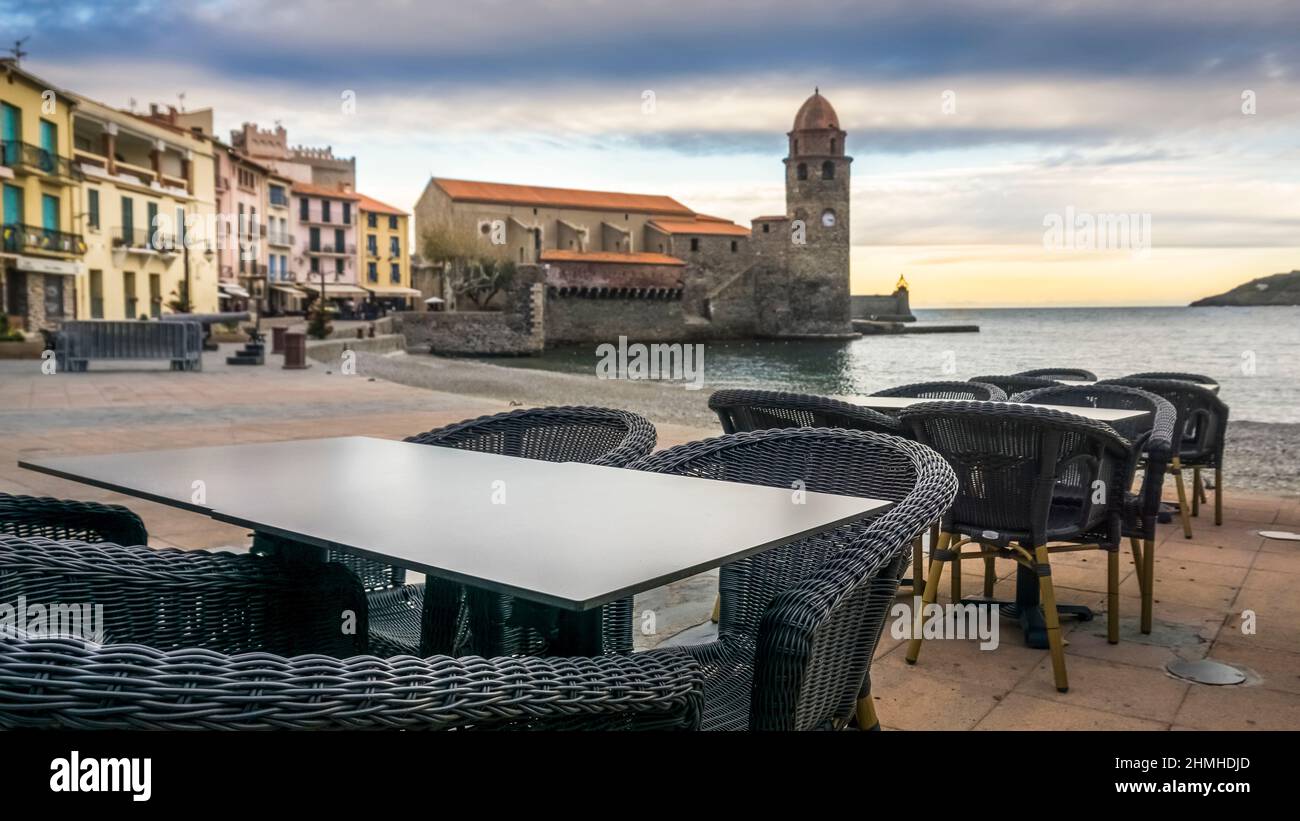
[{"x1": 1167, "y1": 659, "x2": 1247, "y2": 685}]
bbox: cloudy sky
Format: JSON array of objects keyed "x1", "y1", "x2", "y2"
[{"x1": 10, "y1": 0, "x2": 1299, "y2": 306}]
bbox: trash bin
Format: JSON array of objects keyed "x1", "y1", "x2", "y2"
[{"x1": 282, "y1": 331, "x2": 309, "y2": 370}]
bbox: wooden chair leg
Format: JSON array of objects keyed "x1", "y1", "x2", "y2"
[
  {"x1": 1171, "y1": 457, "x2": 1193, "y2": 539},
  {"x1": 1214, "y1": 467, "x2": 1223, "y2": 526},
  {"x1": 1129, "y1": 537, "x2": 1146, "y2": 595},
  {"x1": 1107, "y1": 549, "x2": 1119, "y2": 645},
  {"x1": 950, "y1": 539, "x2": 963, "y2": 603},
  {"x1": 982, "y1": 556, "x2": 996, "y2": 598},
  {"x1": 912, "y1": 537, "x2": 924, "y2": 591},
  {"x1": 905, "y1": 543, "x2": 948, "y2": 664},
  {"x1": 1191, "y1": 468, "x2": 1201, "y2": 517},
  {"x1": 1034, "y1": 546, "x2": 1069, "y2": 692},
  {"x1": 1141, "y1": 538, "x2": 1155, "y2": 634},
  {"x1": 855, "y1": 693, "x2": 881, "y2": 731}
]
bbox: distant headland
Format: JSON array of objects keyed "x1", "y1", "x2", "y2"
[{"x1": 1191, "y1": 270, "x2": 1300, "y2": 307}]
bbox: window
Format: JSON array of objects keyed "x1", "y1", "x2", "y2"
[
  {"x1": 269, "y1": 185, "x2": 287, "y2": 207},
  {"x1": 690, "y1": 238, "x2": 700, "y2": 252},
  {"x1": 268, "y1": 255, "x2": 277, "y2": 279},
  {"x1": 149, "y1": 274, "x2": 161, "y2": 318},
  {"x1": 299, "y1": 197, "x2": 309, "y2": 221},
  {"x1": 367, "y1": 234, "x2": 377, "y2": 255},
  {"x1": 279, "y1": 254, "x2": 287, "y2": 280},
  {"x1": 176, "y1": 207, "x2": 186, "y2": 247},
  {"x1": 123, "y1": 271, "x2": 136, "y2": 318},
  {"x1": 309, "y1": 227, "x2": 320, "y2": 252},
  {"x1": 388, "y1": 215, "x2": 398, "y2": 230},
  {"x1": 830, "y1": 138, "x2": 837, "y2": 153},
  {"x1": 146, "y1": 202, "x2": 158, "y2": 248},
  {"x1": 796, "y1": 163, "x2": 808, "y2": 181},
  {"x1": 120, "y1": 196, "x2": 134, "y2": 243},
  {"x1": 762, "y1": 223, "x2": 770, "y2": 233},
  {"x1": 367, "y1": 213, "x2": 377, "y2": 228},
  {"x1": 342, "y1": 202, "x2": 351, "y2": 225},
  {"x1": 39, "y1": 119, "x2": 56, "y2": 155},
  {"x1": 390, "y1": 263, "x2": 400, "y2": 283},
  {"x1": 335, "y1": 257, "x2": 344, "y2": 275},
  {"x1": 367, "y1": 262, "x2": 377, "y2": 282},
  {"x1": 310, "y1": 257, "x2": 319, "y2": 274},
  {"x1": 389, "y1": 236, "x2": 399, "y2": 257},
  {"x1": 89, "y1": 270, "x2": 103, "y2": 318},
  {"x1": 321, "y1": 200, "x2": 331, "y2": 223},
  {"x1": 334, "y1": 228, "x2": 344, "y2": 252},
  {"x1": 87, "y1": 189, "x2": 100, "y2": 229},
  {"x1": 821, "y1": 161, "x2": 834, "y2": 180},
  {"x1": 731, "y1": 240, "x2": 738, "y2": 253},
  {"x1": 41, "y1": 194, "x2": 59, "y2": 231}
]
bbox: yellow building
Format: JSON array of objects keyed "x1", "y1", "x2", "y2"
[
  {"x1": 70, "y1": 96, "x2": 218, "y2": 320},
  {"x1": 1, "y1": 59, "x2": 84, "y2": 331},
  {"x1": 356, "y1": 193, "x2": 418, "y2": 311}
]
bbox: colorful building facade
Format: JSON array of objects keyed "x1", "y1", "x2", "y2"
[
  {"x1": 290, "y1": 181, "x2": 363, "y2": 312},
  {"x1": 0, "y1": 59, "x2": 84, "y2": 331},
  {"x1": 356, "y1": 193, "x2": 417, "y2": 311}
]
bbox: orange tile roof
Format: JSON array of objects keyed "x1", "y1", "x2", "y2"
[
  {"x1": 694, "y1": 213, "x2": 732, "y2": 223},
  {"x1": 752, "y1": 215, "x2": 789, "y2": 221},
  {"x1": 356, "y1": 193, "x2": 407, "y2": 216},
  {"x1": 434, "y1": 178, "x2": 693, "y2": 216},
  {"x1": 291, "y1": 181, "x2": 361, "y2": 200},
  {"x1": 540, "y1": 250, "x2": 685, "y2": 267},
  {"x1": 649, "y1": 219, "x2": 750, "y2": 237}
]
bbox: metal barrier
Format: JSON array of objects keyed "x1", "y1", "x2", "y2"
[{"x1": 54, "y1": 320, "x2": 203, "y2": 372}]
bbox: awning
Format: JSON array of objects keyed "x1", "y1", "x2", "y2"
[
  {"x1": 14, "y1": 256, "x2": 84, "y2": 276},
  {"x1": 219, "y1": 284, "x2": 252, "y2": 298},
  {"x1": 313, "y1": 283, "x2": 369, "y2": 298},
  {"x1": 368, "y1": 286, "x2": 422, "y2": 297},
  {"x1": 270, "y1": 284, "x2": 308, "y2": 295}
]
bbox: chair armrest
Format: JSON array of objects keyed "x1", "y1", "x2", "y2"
[
  {"x1": 0, "y1": 535, "x2": 366, "y2": 658},
  {"x1": 0, "y1": 632, "x2": 702, "y2": 731},
  {"x1": 0, "y1": 494, "x2": 148, "y2": 546}
]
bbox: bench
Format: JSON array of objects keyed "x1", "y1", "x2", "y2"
[{"x1": 55, "y1": 320, "x2": 203, "y2": 372}]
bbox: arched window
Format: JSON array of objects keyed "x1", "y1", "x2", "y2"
[
  {"x1": 830, "y1": 138, "x2": 837, "y2": 153},
  {"x1": 796, "y1": 163, "x2": 808, "y2": 181},
  {"x1": 821, "y1": 161, "x2": 835, "y2": 180}
]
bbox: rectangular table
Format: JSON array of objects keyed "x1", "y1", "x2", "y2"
[
  {"x1": 20, "y1": 436, "x2": 891, "y2": 615},
  {"x1": 839, "y1": 395, "x2": 1150, "y2": 423}
]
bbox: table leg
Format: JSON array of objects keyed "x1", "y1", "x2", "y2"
[
  {"x1": 959, "y1": 562, "x2": 1093, "y2": 650},
  {"x1": 551, "y1": 607, "x2": 606, "y2": 656}
]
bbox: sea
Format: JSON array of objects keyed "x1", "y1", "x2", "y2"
[{"x1": 489, "y1": 306, "x2": 1300, "y2": 423}]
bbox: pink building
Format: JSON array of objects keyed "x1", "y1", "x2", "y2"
[
  {"x1": 212, "y1": 146, "x2": 271, "y2": 310},
  {"x1": 290, "y1": 181, "x2": 363, "y2": 315}
]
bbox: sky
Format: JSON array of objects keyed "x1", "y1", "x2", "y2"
[{"x1": 8, "y1": 0, "x2": 1299, "y2": 307}]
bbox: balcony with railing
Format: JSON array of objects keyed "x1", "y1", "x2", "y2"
[
  {"x1": 268, "y1": 231, "x2": 294, "y2": 247},
  {"x1": 0, "y1": 142, "x2": 81, "y2": 182},
  {"x1": 111, "y1": 228, "x2": 181, "y2": 255},
  {"x1": 306, "y1": 243, "x2": 357, "y2": 256},
  {"x1": 1, "y1": 223, "x2": 87, "y2": 256}
]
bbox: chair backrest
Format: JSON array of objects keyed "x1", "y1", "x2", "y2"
[
  {"x1": 708, "y1": 389, "x2": 901, "y2": 436},
  {"x1": 750, "y1": 535, "x2": 907, "y2": 731},
  {"x1": 405, "y1": 405, "x2": 656, "y2": 467},
  {"x1": 630, "y1": 428, "x2": 955, "y2": 639},
  {"x1": 1099, "y1": 378, "x2": 1228, "y2": 461},
  {"x1": 0, "y1": 493, "x2": 147, "y2": 545},
  {"x1": 871, "y1": 380, "x2": 1007, "y2": 401},
  {"x1": 1125, "y1": 371, "x2": 1218, "y2": 386},
  {"x1": 968, "y1": 374, "x2": 1062, "y2": 397},
  {"x1": 1013, "y1": 367, "x2": 1099, "y2": 381},
  {"x1": 898, "y1": 402, "x2": 1130, "y2": 547},
  {"x1": 1011, "y1": 384, "x2": 1175, "y2": 456}
]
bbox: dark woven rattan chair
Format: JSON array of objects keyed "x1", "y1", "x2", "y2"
[
  {"x1": 0, "y1": 535, "x2": 366, "y2": 657},
  {"x1": 1013, "y1": 384, "x2": 1176, "y2": 633},
  {"x1": 630, "y1": 428, "x2": 956, "y2": 730},
  {"x1": 968, "y1": 374, "x2": 1063, "y2": 397},
  {"x1": 708, "y1": 389, "x2": 902, "y2": 436},
  {"x1": 1125, "y1": 372, "x2": 1218, "y2": 387},
  {"x1": 360, "y1": 406, "x2": 658, "y2": 659},
  {"x1": 899, "y1": 402, "x2": 1131, "y2": 692},
  {"x1": 0, "y1": 493, "x2": 147, "y2": 545},
  {"x1": 1012, "y1": 368, "x2": 1099, "y2": 381},
  {"x1": 1101, "y1": 378, "x2": 1228, "y2": 538},
  {"x1": 0, "y1": 626, "x2": 703, "y2": 731},
  {"x1": 870, "y1": 381, "x2": 1007, "y2": 401}
]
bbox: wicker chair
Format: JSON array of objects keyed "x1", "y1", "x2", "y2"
[
  {"x1": 899, "y1": 402, "x2": 1131, "y2": 692},
  {"x1": 0, "y1": 493, "x2": 147, "y2": 545},
  {"x1": 708, "y1": 389, "x2": 902, "y2": 436},
  {"x1": 870, "y1": 381, "x2": 1007, "y2": 401},
  {"x1": 1101, "y1": 378, "x2": 1229, "y2": 538},
  {"x1": 1125, "y1": 372, "x2": 1218, "y2": 387},
  {"x1": 0, "y1": 627, "x2": 703, "y2": 731},
  {"x1": 630, "y1": 428, "x2": 956, "y2": 730},
  {"x1": 0, "y1": 535, "x2": 366, "y2": 657},
  {"x1": 1013, "y1": 384, "x2": 1177, "y2": 633},
  {"x1": 362, "y1": 406, "x2": 658, "y2": 659},
  {"x1": 1012, "y1": 368, "x2": 1099, "y2": 381},
  {"x1": 968, "y1": 374, "x2": 1062, "y2": 397}
]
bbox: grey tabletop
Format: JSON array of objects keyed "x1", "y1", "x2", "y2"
[
  {"x1": 20, "y1": 436, "x2": 892, "y2": 611},
  {"x1": 838, "y1": 395, "x2": 1150, "y2": 422}
]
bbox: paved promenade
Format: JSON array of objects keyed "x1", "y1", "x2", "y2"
[{"x1": 1, "y1": 346, "x2": 1297, "y2": 730}]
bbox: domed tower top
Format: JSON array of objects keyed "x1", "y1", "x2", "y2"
[
  {"x1": 792, "y1": 88, "x2": 840, "y2": 131},
  {"x1": 788, "y1": 88, "x2": 848, "y2": 158}
]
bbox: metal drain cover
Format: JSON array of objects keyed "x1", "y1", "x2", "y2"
[{"x1": 1167, "y1": 659, "x2": 1247, "y2": 685}]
